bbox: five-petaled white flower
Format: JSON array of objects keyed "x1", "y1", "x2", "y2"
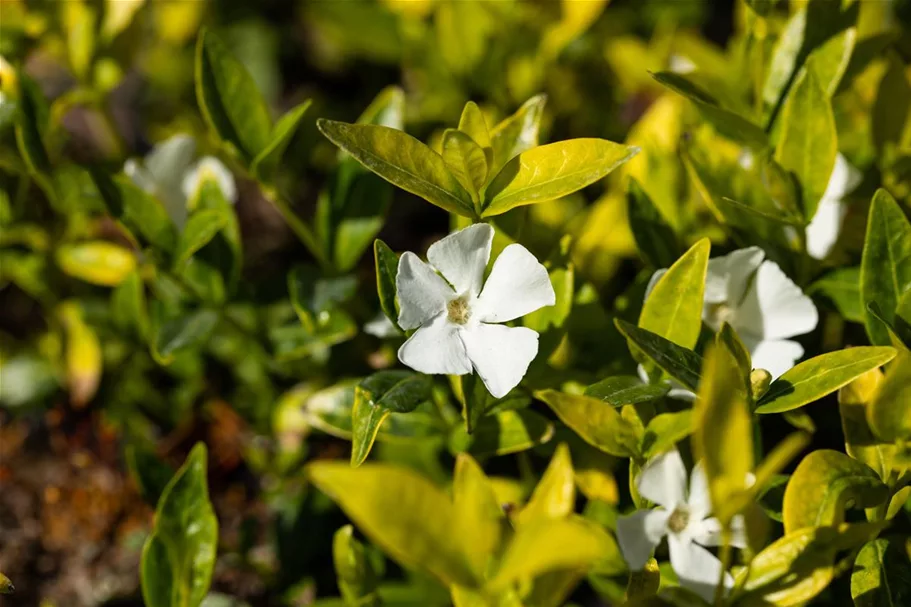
[
  {"x1": 395, "y1": 224, "x2": 555, "y2": 398},
  {"x1": 124, "y1": 134, "x2": 237, "y2": 228},
  {"x1": 647, "y1": 246, "x2": 818, "y2": 379},
  {"x1": 805, "y1": 153, "x2": 861, "y2": 261},
  {"x1": 616, "y1": 449, "x2": 746, "y2": 603}
]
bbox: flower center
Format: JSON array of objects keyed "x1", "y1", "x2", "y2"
[
  {"x1": 707, "y1": 302, "x2": 737, "y2": 329},
  {"x1": 667, "y1": 505, "x2": 690, "y2": 534},
  {"x1": 447, "y1": 296, "x2": 471, "y2": 325}
]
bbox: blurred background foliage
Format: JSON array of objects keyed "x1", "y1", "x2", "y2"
[{"x1": 1, "y1": 0, "x2": 910, "y2": 605}]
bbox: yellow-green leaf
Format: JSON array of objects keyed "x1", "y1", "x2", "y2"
[
  {"x1": 482, "y1": 139, "x2": 638, "y2": 217},
  {"x1": 308, "y1": 461, "x2": 479, "y2": 589},
  {"x1": 851, "y1": 537, "x2": 911, "y2": 607},
  {"x1": 56, "y1": 241, "x2": 136, "y2": 286},
  {"x1": 251, "y1": 100, "x2": 312, "y2": 182},
  {"x1": 333, "y1": 525, "x2": 380, "y2": 607},
  {"x1": 839, "y1": 368, "x2": 895, "y2": 481},
  {"x1": 755, "y1": 346, "x2": 897, "y2": 414},
  {"x1": 489, "y1": 94, "x2": 546, "y2": 176},
  {"x1": 453, "y1": 454, "x2": 504, "y2": 577},
  {"x1": 442, "y1": 129, "x2": 487, "y2": 202},
  {"x1": 449, "y1": 409, "x2": 554, "y2": 457},
  {"x1": 536, "y1": 390, "x2": 642, "y2": 459},
  {"x1": 517, "y1": 443, "x2": 574, "y2": 525},
  {"x1": 0, "y1": 572, "x2": 13, "y2": 595},
  {"x1": 869, "y1": 350, "x2": 911, "y2": 442},
  {"x1": 59, "y1": 301, "x2": 102, "y2": 408},
  {"x1": 317, "y1": 120, "x2": 476, "y2": 217},
  {"x1": 458, "y1": 101, "x2": 491, "y2": 150}
]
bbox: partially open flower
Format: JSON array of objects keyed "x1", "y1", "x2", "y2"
[{"x1": 395, "y1": 224, "x2": 555, "y2": 398}]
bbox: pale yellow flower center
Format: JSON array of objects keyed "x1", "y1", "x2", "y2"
[
  {"x1": 667, "y1": 505, "x2": 690, "y2": 534},
  {"x1": 447, "y1": 296, "x2": 471, "y2": 325}
]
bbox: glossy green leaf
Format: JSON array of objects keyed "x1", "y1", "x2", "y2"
[
  {"x1": 56, "y1": 241, "x2": 137, "y2": 286},
  {"x1": 482, "y1": 139, "x2": 638, "y2": 217},
  {"x1": 838, "y1": 368, "x2": 895, "y2": 482},
  {"x1": 584, "y1": 376, "x2": 670, "y2": 406},
  {"x1": 91, "y1": 171, "x2": 178, "y2": 254},
  {"x1": 614, "y1": 319, "x2": 703, "y2": 391},
  {"x1": 333, "y1": 525, "x2": 380, "y2": 607},
  {"x1": 536, "y1": 390, "x2": 642, "y2": 458},
  {"x1": 308, "y1": 461, "x2": 479, "y2": 589},
  {"x1": 251, "y1": 100, "x2": 312, "y2": 182},
  {"x1": 517, "y1": 442, "x2": 575, "y2": 525},
  {"x1": 782, "y1": 450, "x2": 889, "y2": 534},
  {"x1": 489, "y1": 94, "x2": 547, "y2": 176},
  {"x1": 196, "y1": 29, "x2": 272, "y2": 161},
  {"x1": 755, "y1": 347, "x2": 897, "y2": 414},
  {"x1": 852, "y1": 537, "x2": 911, "y2": 607},
  {"x1": 442, "y1": 129, "x2": 487, "y2": 202},
  {"x1": 762, "y1": 9, "x2": 806, "y2": 109},
  {"x1": 639, "y1": 238, "x2": 709, "y2": 350},
  {"x1": 458, "y1": 101, "x2": 491, "y2": 150},
  {"x1": 174, "y1": 209, "x2": 230, "y2": 269},
  {"x1": 869, "y1": 350, "x2": 911, "y2": 442},
  {"x1": 693, "y1": 335, "x2": 754, "y2": 524},
  {"x1": 627, "y1": 178, "x2": 681, "y2": 269},
  {"x1": 351, "y1": 371, "x2": 432, "y2": 467},
  {"x1": 641, "y1": 410, "x2": 694, "y2": 459},
  {"x1": 774, "y1": 65, "x2": 837, "y2": 220},
  {"x1": 151, "y1": 306, "x2": 219, "y2": 365},
  {"x1": 373, "y1": 239, "x2": 401, "y2": 332},
  {"x1": 811, "y1": 28, "x2": 856, "y2": 97},
  {"x1": 861, "y1": 189, "x2": 911, "y2": 346},
  {"x1": 810, "y1": 267, "x2": 864, "y2": 323},
  {"x1": 141, "y1": 444, "x2": 218, "y2": 607},
  {"x1": 449, "y1": 409, "x2": 554, "y2": 457},
  {"x1": 317, "y1": 119, "x2": 476, "y2": 217}
]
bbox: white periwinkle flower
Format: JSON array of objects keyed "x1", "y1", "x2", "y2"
[
  {"x1": 395, "y1": 224, "x2": 555, "y2": 398},
  {"x1": 647, "y1": 247, "x2": 818, "y2": 379},
  {"x1": 124, "y1": 134, "x2": 237, "y2": 228},
  {"x1": 616, "y1": 449, "x2": 746, "y2": 603},
  {"x1": 805, "y1": 153, "x2": 861, "y2": 260}
]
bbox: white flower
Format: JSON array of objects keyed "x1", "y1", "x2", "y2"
[
  {"x1": 637, "y1": 364, "x2": 695, "y2": 402},
  {"x1": 616, "y1": 449, "x2": 746, "y2": 603},
  {"x1": 805, "y1": 154, "x2": 861, "y2": 260},
  {"x1": 646, "y1": 247, "x2": 818, "y2": 379},
  {"x1": 395, "y1": 224, "x2": 555, "y2": 398},
  {"x1": 364, "y1": 312, "x2": 397, "y2": 338},
  {"x1": 124, "y1": 135, "x2": 237, "y2": 228}
]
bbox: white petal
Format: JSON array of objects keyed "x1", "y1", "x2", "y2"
[
  {"x1": 644, "y1": 268, "x2": 667, "y2": 302},
  {"x1": 748, "y1": 338, "x2": 805, "y2": 379},
  {"x1": 474, "y1": 244, "x2": 555, "y2": 323},
  {"x1": 426, "y1": 224, "x2": 493, "y2": 296},
  {"x1": 145, "y1": 134, "x2": 197, "y2": 216},
  {"x1": 397, "y1": 315, "x2": 471, "y2": 375},
  {"x1": 704, "y1": 247, "x2": 765, "y2": 306},
  {"x1": 668, "y1": 534, "x2": 733, "y2": 603},
  {"x1": 637, "y1": 449, "x2": 688, "y2": 510},
  {"x1": 396, "y1": 252, "x2": 453, "y2": 330},
  {"x1": 687, "y1": 461, "x2": 711, "y2": 521},
  {"x1": 616, "y1": 509, "x2": 670, "y2": 570},
  {"x1": 182, "y1": 156, "x2": 237, "y2": 206},
  {"x1": 805, "y1": 197, "x2": 847, "y2": 260},
  {"x1": 821, "y1": 153, "x2": 861, "y2": 202},
  {"x1": 737, "y1": 261, "x2": 818, "y2": 341},
  {"x1": 688, "y1": 516, "x2": 746, "y2": 549},
  {"x1": 667, "y1": 387, "x2": 697, "y2": 402},
  {"x1": 459, "y1": 323, "x2": 539, "y2": 398},
  {"x1": 364, "y1": 313, "x2": 397, "y2": 338}
]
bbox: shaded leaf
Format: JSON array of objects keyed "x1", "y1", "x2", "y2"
[
  {"x1": 614, "y1": 319, "x2": 703, "y2": 392},
  {"x1": 251, "y1": 100, "x2": 312, "y2": 182},
  {"x1": 489, "y1": 94, "x2": 546, "y2": 176},
  {"x1": 449, "y1": 409, "x2": 554, "y2": 458},
  {"x1": 627, "y1": 178, "x2": 681, "y2": 268},
  {"x1": 851, "y1": 537, "x2": 911, "y2": 607},
  {"x1": 584, "y1": 376, "x2": 670, "y2": 406},
  {"x1": 869, "y1": 350, "x2": 911, "y2": 442},
  {"x1": 536, "y1": 390, "x2": 641, "y2": 458}
]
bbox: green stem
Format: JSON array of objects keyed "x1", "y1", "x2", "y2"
[{"x1": 259, "y1": 184, "x2": 331, "y2": 271}]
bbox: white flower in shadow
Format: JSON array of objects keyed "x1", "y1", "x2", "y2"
[
  {"x1": 616, "y1": 449, "x2": 746, "y2": 603},
  {"x1": 395, "y1": 224, "x2": 555, "y2": 398},
  {"x1": 805, "y1": 153, "x2": 861, "y2": 260}
]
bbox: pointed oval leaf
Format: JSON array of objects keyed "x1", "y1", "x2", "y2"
[
  {"x1": 56, "y1": 241, "x2": 137, "y2": 286},
  {"x1": 151, "y1": 306, "x2": 219, "y2": 365},
  {"x1": 755, "y1": 346, "x2": 897, "y2": 414},
  {"x1": 782, "y1": 450, "x2": 889, "y2": 534},
  {"x1": 861, "y1": 189, "x2": 911, "y2": 346},
  {"x1": 517, "y1": 443, "x2": 574, "y2": 525},
  {"x1": 482, "y1": 139, "x2": 639, "y2": 217},
  {"x1": 373, "y1": 239, "x2": 402, "y2": 332},
  {"x1": 584, "y1": 375, "x2": 670, "y2": 406},
  {"x1": 535, "y1": 390, "x2": 642, "y2": 458},
  {"x1": 809, "y1": 267, "x2": 863, "y2": 323},
  {"x1": 251, "y1": 100, "x2": 312, "y2": 182},
  {"x1": 851, "y1": 538, "x2": 911, "y2": 607},
  {"x1": 174, "y1": 209, "x2": 230, "y2": 269},
  {"x1": 317, "y1": 120, "x2": 475, "y2": 217},
  {"x1": 90, "y1": 171, "x2": 178, "y2": 254},
  {"x1": 111, "y1": 270, "x2": 149, "y2": 340},
  {"x1": 308, "y1": 461, "x2": 480, "y2": 589},
  {"x1": 458, "y1": 101, "x2": 491, "y2": 150},
  {"x1": 333, "y1": 525, "x2": 381, "y2": 607},
  {"x1": 641, "y1": 410, "x2": 694, "y2": 459},
  {"x1": 442, "y1": 129, "x2": 487, "y2": 201},
  {"x1": 614, "y1": 319, "x2": 703, "y2": 391},
  {"x1": 489, "y1": 94, "x2": 546, "y2": 175}
]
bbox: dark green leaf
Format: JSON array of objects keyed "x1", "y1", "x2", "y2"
[
  {"x1": 584, "y1": 376, "x2": 670, "y2": 406},
  {"x1": 810, "y1": 267, "x2": 864, "y2": 323},
  {"x1": 90, "y1": 171, "x2": 178, "y2": 255},
  {"x1": 251, "y1": 100, "x2": 312, "y2": 182},
  {"x1": 151, "y1": 306, "x2": 219, "y2": 365},
  {"x1": 374, "y1": 239, "x2": 401, "y2": 333},
  {"x1": 174, "y1": 209, "x2": 230, "y2": 269},
  {"x1": 851, "y1": 538, "x2": 911, "y2": 607},
  {"x1": 627, "y1": 178, "x2": 681, "y2": 268},
  {"x1": 614, "y1": 319, "x2": 703, "y2": 391}
]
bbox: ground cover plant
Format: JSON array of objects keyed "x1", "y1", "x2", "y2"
[{"x1": 1, "y1": 0, "x2": 911, "y2": 606}]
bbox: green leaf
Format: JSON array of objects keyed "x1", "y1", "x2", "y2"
[
  {"x1": 351, "y1": 371, "x2": 433, "y2": 467},
  {"x1": 839, "y1": 367, "x2": 895, "y2": 482},
  {"x1": 584, "y1": 376, "x2": 670, "y2": 406},
  {"x1": 90, "y1": 171, "x2": 178, "y2": 255},
  {"x1": 861, "y1": 189, "x2": 911, "y2": 346},
  {"x1": 782, "y1": 450, "x2": 889, "y2": 534},
  {"x1": 641, "y1": 410, "x2": 694, "y2": 459},
  {"x1": 141, "y1": 444, "x2": 218, "y2": 607},
  {"x1": 56, "y1": 241, "x2": 137, "y2": 286},
  {"x1": 517, "y1": 442, "x2": 575, "y2": 525},
  {"x1": 449, "y1": 409, "x2": 554, "y2": 458},
  {"x1": 151, "y1": 306, "x2": 219, "y2": 365},
  {"x1": 453, "y1": 454, "x2": 504, "y2": 577},
  {"x1": 251, "y1": 100, "x2": 312, "y2": 182},
  {"x1": 442, "y1": 129, "x2": 487, "y2": 202},
  {"x1": 308, "y1": 461, "x2": 480, "y2": 589},
  {"x1": 458, "y1": 101, "x2": 491, "y2": 150},
  {"x1": 174, "y1": 210, "x2": 230, "y2": 268},
  {"x1": 852, "y1": 537, "x2": 911, "y2": 607},
  {"x1": 627, "y1": 178, "x2": 681, "y2": 268},
  {"x1": 535, "y1": 390, "x2": 642, "y2": 458},
  {"x1": 614, "y1": 319, "x2": 703, "y2": 392},
  {"x1": 873, "y1": 53, "x2": 911, "y2": 155},
  {"x1": 111, "y1": 270, "x2": 149, "y2": 340},
  {"x1": 125, "y1": 443, "x2": 175, "y2": 506},
  {"x1": 774, "y1": 65, "x2": 837, "y2": 220},
  {"x1": 651, "y1": 71, "x2": 768, "y2": 148},
  {"x1": 195, "y1": 29, "x2": 272, "y2": 162},
  {"x1": 693, "y1": 334, "x2": 754, "y2": 525},
  {"x1": 869, "y1": 350, "x2": 911, "y2": 442},
  {"x1": 373, "y1": 239, "x2": 401, "y2": 332},
  {"x1": 810, "y1": 267, "x2": 864, "y2": 323},
  {"x1": 489, "y1": 94, "x2": 547, "y2": 176},
  {"x1": 333, "y1": 525, "x2": 381, "y2": 607},
  {"x1": 639, "y1": 238, "x2": 709, "y2": 350},
  {"x1": 317, "y1": 120, "x2": 476, "y2": 217},
  {"x1": 755, "y1": 347, "x2": 897, "y2": 414},
  {"x1": 482, "y1": 139, "x2": 638, "y2": 217},
  {"x1": 14, "y1": 73, "x2": 51, "y2": 175},
  {"x1": 811, "y1": 27, "x2": 856, "y2": 97}
]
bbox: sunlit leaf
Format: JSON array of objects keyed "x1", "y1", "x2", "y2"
[
  {"x1": 489, "y1": 94, "x2": 547, "y2": 176},
  {"x1": 868, "y1": 350, "x2": 911, "y2": 442},
  {"x1": 517, "y1": 442, "x2": 575, "y2": 525},
  {"x1": 536, "y1": 390, "x2": 642, "y2": 458},
  {"x1": 56, "y1": 241, "x2": 137, "y2": 286}
]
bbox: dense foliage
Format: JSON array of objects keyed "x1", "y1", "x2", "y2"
[{"x1": 1, "y1": 0, "x2": 911, "y2": 606}]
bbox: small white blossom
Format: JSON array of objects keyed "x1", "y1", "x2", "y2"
[
  {"x1": 805, "y1": 154, "x2": 861, "y2": 260},
  {"x1": 616, "y1": 449, "x2": 746, "y2": 603},
  {"x1": 646, "y1": 247, "x2": 818, "y2": 378},
  {"x1": 124, "y1": 135, "x2": 236, "y2": 228},
  {"x1": 364, "y1": 312, "x2": 398, "y2": 339},
  {"x1": 637, "y1": 364, "x2": 695, "y2": 402},
  {"x1": 395, "y1": 224, "x2": 555, "y2": 398}
]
